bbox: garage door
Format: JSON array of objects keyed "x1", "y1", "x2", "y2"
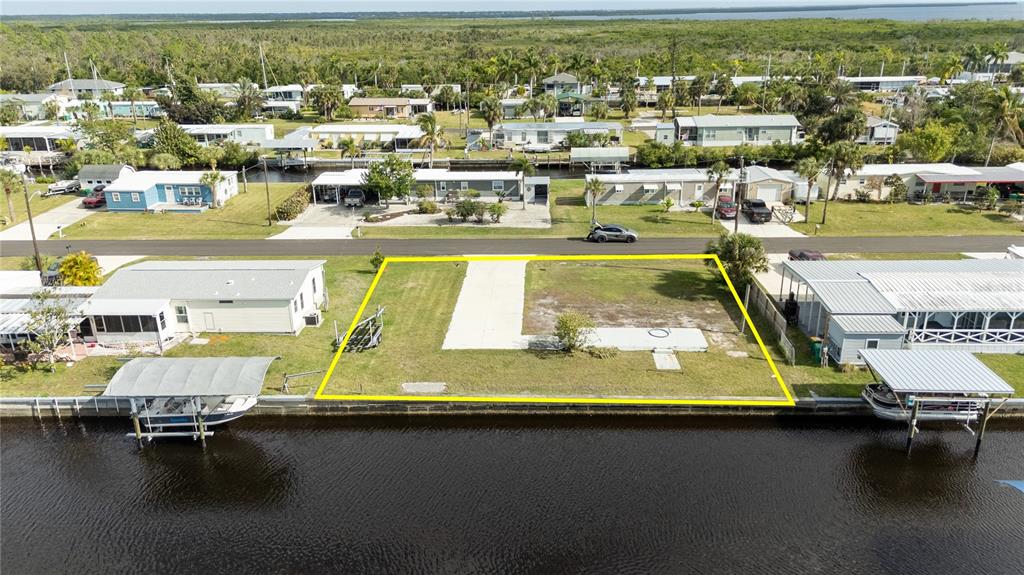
[{"x1": 757, "y1": 185, "x2": 781, "y2": 202}]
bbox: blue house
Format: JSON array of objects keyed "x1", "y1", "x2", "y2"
[{"x1": 104, "y1": 170, "x2": 239, "y2": 213}]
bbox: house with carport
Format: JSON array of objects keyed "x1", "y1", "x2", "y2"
[
  {"x1": 670, "y1": 114, "x2": 803, "y2": 147},
  {"x1": 310, "y1": 169, "x2": 545, "y2": 204},
  {"x1": 491, "y1": 121, "x2": 622, "y2": 150},
  {"x1": 104, "y1": 170, "x2": 238, "y2": 212},
  {"x1": 780, "y1": 258, "x2": 1024, "y2": 365}
]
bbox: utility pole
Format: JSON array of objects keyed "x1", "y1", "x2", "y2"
[
  {"x1": 262, "y1": 159, "x2": 272, "y2": 226},
  {"x1": 22, "y1": 175, "x2": 43, "y2": 276},
  {"x1": 734, "y1": 156, "x2": 745, "y2": 235}
]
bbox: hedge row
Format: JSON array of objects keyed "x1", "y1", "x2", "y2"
[{"x1": 274, "y1": 186, "x2": 311, "y2": 221}]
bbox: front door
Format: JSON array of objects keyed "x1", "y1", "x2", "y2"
[{"x1": 203, "y1": 312, "x2": 216, "y2": 330}]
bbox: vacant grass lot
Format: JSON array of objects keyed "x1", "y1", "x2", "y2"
[
  {"x1": 360, "y1": 179, "x2": 717, "y2": 239},
  {"x1": 0, "y1": 184, "x2": 76, "y2": 226},
  {"x1": 789, "y1": 201, "x2": 1023, "y2": 237},
  {"x1": 55, "y1": 183, "x2": 304, "y2": 240},
  {"x1": 323, "y1": 259, "x2": 789, "y2": 399},
  {"x1": 0, "y1": 256, "x2": 376, "y2": 397}
]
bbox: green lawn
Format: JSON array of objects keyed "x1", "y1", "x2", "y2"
[
  {"x1": 323, "y1": 259, "x2": 791, "y2": 399},
  {"x1": 1, "y1": 184, "x2": 77, "y2": 227},
  {"x1": 790, "y1": 201, "x2": 1024, "y2": 237},
  {"x1": 0, "y1": 256, "x2": 376, "y2": 397},
  {"x1": 56, "y1": 183, "x2": 304, "y2": 240},
  {"x1": 360, "y1": 179, "x2": 718, "y2": 239}
]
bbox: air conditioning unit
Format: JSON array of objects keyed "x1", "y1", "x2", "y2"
[{"x1": 304, "y1": 311, "x2": 322, "y2": 327}]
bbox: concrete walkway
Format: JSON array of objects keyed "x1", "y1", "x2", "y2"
[
  {"x1": 442, "y1": 260, "x2": 532, "y2": 350},
  {"x1": 0, "y1": 201, "x2": 95, "y2": 241}
]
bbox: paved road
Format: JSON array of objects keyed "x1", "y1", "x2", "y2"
[{"x1": 1, "y1": 235, "x2": 1019, "y2": 257}]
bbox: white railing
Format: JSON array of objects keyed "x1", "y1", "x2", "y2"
[{"x1": 908, "y1": 328, "x2": 1024, "y2": 345}]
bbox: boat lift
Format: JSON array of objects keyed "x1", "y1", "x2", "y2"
[
  {"x1": 102, "y1": 356, "x2": 278, "y2": 447},
  {"x1": 859, "y1": 349, "x2": 1015, "y2": 457}
]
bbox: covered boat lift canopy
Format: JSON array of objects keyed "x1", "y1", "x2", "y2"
[
  {"x1": 860, "y1": 349, "x2": 1014, "y2": 456},
  {"x1": 103, "y1": 356, "x2": 277, "y2": 397}
]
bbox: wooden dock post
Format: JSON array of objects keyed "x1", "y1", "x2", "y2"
[
  {"x1": 193, "y1": 397, "x2": 207, "y2": 449},
  {"x1": 129, "y1": 398, "x2": 143, "y2": 448},
  {"x1": 905, "y1": 398, "x2": 921, "y2": 456}
]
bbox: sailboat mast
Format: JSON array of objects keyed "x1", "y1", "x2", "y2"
[{"x1": 259, "y1": 43, "x2": 269, "y2": 89}]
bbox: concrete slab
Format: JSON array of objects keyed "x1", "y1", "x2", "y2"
[
  {"x1": 442, "y1": 260, "x2": 531, "y2": 350},
  {"x1": 652, "y1": 350, "x2": 681, "y2": 370},
  {"x1": 588, "y1": 327, "x2": 708, "y2": 352},
  {"x1": 96, "y1": 255, "x2": 143, "y2": 275},
  {"x1": 0, "y1": 201, "x2": 95, "y2": 241},
  {"x1": 402, "y1": 381, "x2": 447, "y2": 394},
  {"x1": 718, "y1": 214, "x2": 805, "y2": 238}
]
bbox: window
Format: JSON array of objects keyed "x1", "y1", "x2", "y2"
[
  {"x1": 460, "y1": 181, "x2": 468, "y2": 191},
  {"x1": 312, "y1": 277, "x2": 317, "y2": 294},
  {"x1": 439, "y1": 181, "x2": 447, "y2": 192},
  {"x1": 537, "y1": 131, "x2": 549, "y2": 144},
  {"x1": 164, "y1": 185, "x2": 174, "y2": 194},
  {"x1": 865, "y1": 339, "x2": 880, "y2": 350},
  {"x1": 130, "y1": 192, "x2": 140, "y2": 203},
  {"x1": 111, "y1": 192, "x2": 121, "y2": 202},
  {"x1": 94, "y1": 316, "x2": 106, "y2": 333},
  {"x1": 293, "y1": 299, "x2": 298, "y2": 312},
  {"x1": 695, "y1": 184, "x2": 704, "y2": 194},
  {"x1": 158, "y1": 312, "x2": 166, "y2": 330},
  {"x1": 103, "y1": 315, "x2": 124, "y2": 333},
  {"x1": 218, "y1": 300, "x2": 234, "y2": 304},
  {"x1": 122, "y1": 315, "x2": 142, "y2": 333},
  {"x1": 175, "y1": 305, "x2": 188, "y2": 323},
  {"x1": 492, "y1": 181, "x2": 504, "y2": 192},
  {"x1": 300, "y1": 293, "x2": 305, "y2": 309},
  {"x1": 139, "y1": 315, "x2": 157, "y2": 333}
]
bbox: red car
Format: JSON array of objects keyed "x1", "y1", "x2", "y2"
[
  {"x1": 81, "y1": 187, "x2": 106, "y2": 209},
  {"x1": 715, "y1": 195, "x2": 737, "y2": 219}
]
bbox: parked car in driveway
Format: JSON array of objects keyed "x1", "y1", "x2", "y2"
[
  {"x1": 81, "y1": 186, "x2": 107, "y2": 208},
  {"x1": 741, "y1": 198, "x2": 773, "y2": 223},
  {"x1": 788, "y1": 249, "x2": 826, "y2": 261},
  {"x1": 41, "y1": 254, "x2": 100, "y2": 285},
  {"x1": 343, "y1": 189, "x2": 366, "y2": 208},
  {"x1": 44, "y1": 180, "x2": 81, "y2": 196},
  {"x1": 586, "y1": 223, "x2": 638, "y2": 243},
  {"x1": 715, "y1": 195, "x2": 737, "y2": 219}
]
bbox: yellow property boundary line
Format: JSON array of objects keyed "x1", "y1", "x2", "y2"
[{"x1": 315, "y1": 254, "x2": 795, "y2": 407}]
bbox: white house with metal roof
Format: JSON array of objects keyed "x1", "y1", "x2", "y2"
[
  {"x1": 180, "y1": 124, "x2": 275, "y2": 146},
  {"x1": 47, "y1": 79, "x2": 125, "y2": 98},
  {"x1": 310, "y1": 169, "x2": 537, "y2": 204},
  {"x1": 305, "y1": 124, "x2": 426, "y2": 150},
  {"x1": 0, "y1": 124, "x2": 78, "y2": 153},
  {"x1": 669, "y1": 114, "x2": 804, "y2": 147},
  {"x1": 82, "y1": 260, "x2": 328, "y2": 348},
  {"x1": 780, "y1": 259, "x2": 1024, "y2": 364},
  {"x1": 826, "y1": 163, "x2": 1024, "y2": 201},
  {"x1": 491, "y1": 121, "x2": 623, "y2": 150}
]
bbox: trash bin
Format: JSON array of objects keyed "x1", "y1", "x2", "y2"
[{"x1": 809, "y1": 337, "x2": 822, "y2": 363}]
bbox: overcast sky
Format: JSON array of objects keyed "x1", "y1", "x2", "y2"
[{"x1": 1, "y1": 0, "x2": 995, "y2": 16}]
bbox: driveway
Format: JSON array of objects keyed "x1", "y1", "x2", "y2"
[
  {"x1": 718, "y1": 213, "x2": 805, "y2": 238},
  {"x1": 0, "y1": 200, "x2": 95, "y2": 241},
  {"x1": 442, "y1": 260, "x2": 532, "y2": 350}
]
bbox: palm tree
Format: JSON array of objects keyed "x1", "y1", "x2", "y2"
[
  {"x1": 584, "y1": 177, "x2": 604, "y2": 224},
  {"x1": 984, "y1": 85, "x2": 1024, "y2": 165},
  {"x1": 657, "y1": 90, "x2": 676, "y2": 120},
  {"x1": 310, "y1": 84, "x2": 344, "y2": 120},
  {"x1": 704, "y1": 232, "x2": 769, "y2": 289},
  {"x1": 521, "y1": 49, "x2": 544, "y2": 97},
  {"x1": 689, "y1": 74, "x2": 711, "y2": 115},
  {"x1": 122, "y1": 85, "x2": 141, "y2": 128},
  {"x1": 338, "y1": 137, "x2": 360, "y2": 168},
  {"x1": 510, "y1": 156, "x2": 536, "y2": 209},
  {"x1": 714, "y1": 76, "x2": 734, "y2": 113},
  {"x1": 416, "y1": 112, "x2": 447, "y2": 168},
  {"x1": 200, "y1": 170, "x2": 226, "y2": 208},
  {"x1": 828, "y1": 79, "x2": 858, "y2": 112},
  {"x1": 1, "y1": 168, "x2": 21, "y2": 224},
  {"x1": 987, "y1": 41, "x2": 1010, "y2": 76},
  {"x1": 100, "y1": 91, "x2": 117, "y2": 119},
  {"x1": 962, "y1": 44, "x2": 987, "y2": 73},
  {"x1": 794, "y1": 156, "x2": 823, "y2": 224},
  {"x1": 234, "y1": 78, "x2": 265, "y2": 120},
  {"x1": 706, "y1": 160, "x2": 731, "y2": 224},
  {"x1": 479, "y1": 97, "x2": 503, "y2": 146},
  {"x1": 822, "y1": 141, "x2": 864, "y2": 225}
]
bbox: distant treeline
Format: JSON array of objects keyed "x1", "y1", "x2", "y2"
[{"x1": 0, "y1": 17, "x2": 1021, "y2": 92}]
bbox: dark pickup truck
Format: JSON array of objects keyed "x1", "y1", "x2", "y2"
[{"x1": 741, "y1": 199, "x2": 773, "y2": 223}]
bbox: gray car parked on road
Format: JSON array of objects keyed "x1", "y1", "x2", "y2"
[{"x1": 586, "y1": 223, "x2": 639, "y2": 243}]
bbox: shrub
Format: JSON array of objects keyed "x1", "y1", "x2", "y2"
[
  {"x1": 273, "y1": 185, "x2": 311, "y2": 221},
  {"x1": 661, "y1": 196, "x2": 675, "y2": 212},
  {"x1": 34, "y1": 175, "x2": 55, "y2": 184},
  {"x1": 415, "y1": 184, "x2": 433, "y2": 199},
  {"x1": 455, "y1": 198, "x2": 479, "y2": 222},
  {"x1": 854, "y1": 188, "x2": 872, "y2": 203},
  {"x1": 370, "y1": 247, "x2": 385, "y2": 270},
  {"x1": 444, "y1": 207, "x2": 457, "y2": 222},
  {"x1": 473, "y1": 202, "x2": 487, "y2": 223},
  {"x1": 488, "y1": 202, "x2": 508, "y2": 222},
  {"x1": 691, "y1": 200, "x2": 705, "y2": 209},
  {"x1": 417, "y1": 200, "x2": 440, "y2": 214},
  {"x1": 554, "y1": 311, "x2": 595, "y2": 353},
  {"x1": 973, "y1": 186, "x2": 999, "y2": 211},
  {"x1": 587, "y1": 346, "x2": 619, "y2": 359}
]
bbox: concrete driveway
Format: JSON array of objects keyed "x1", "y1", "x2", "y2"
[
  {"x1": 0, "y1": 200, "x2": 95, "y2": 241},
  {"x1": 717, "y1": 213, "x2": 805, "y2": 238}
]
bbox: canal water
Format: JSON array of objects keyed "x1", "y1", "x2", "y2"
[{"x1": 2, "y1": 415, "x2": 1022, "y2": 574}]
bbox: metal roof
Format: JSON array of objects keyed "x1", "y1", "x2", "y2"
[
  {"x1": 676, "y1": 114, "x2": 800, "y2": 129},
  {"x1": 48, "y1": 79, "x2": 124, "y2": 91},
  {"x1": 106, "y1": 170, "x2": 238, "y2": 192},
  {"x1": 570, "y1": 147, "x2": 630, "y2": 162},
  {"x1": 585, "y1": 169, "x2": 708, "y2": 184},
  {"x1": 77, "y1": 164, "x2": 133, "y2": 182},
  {"x1": 831, "y1": 314, "x2": 907, "y2": 335},
  {"x1": 861, "y1": 350, "x2": 1014, "y2": 395},
  {"x1": 916, "y1": 166, "x2": 1024, "y2": 184},
  {"x1": 102, "y1": 357, "x2": 277, "y2": 397},
  {"x1": 92, "y1": 260, "x2": 325, "y2": 302},
  {"x1": 348, "y1": 97, "x2": 411, "y2": 106},
  {"x1": 496, "y1": 122, "x2": 621, "y2": 132},
  {"x1": 783, "y1": 259, "x2": 1024, "y2": 314},
  {"x1": 854, "y1": 163, "x2": 981, "y2": 177},
  {"x1": 542, "y1": 72, "x2": 578, "y2": 83}
]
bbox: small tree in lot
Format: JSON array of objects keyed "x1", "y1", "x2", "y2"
[
  {"x1": 370, "y1": 247, "x2": 385, "y2": 271},
  {"x1": 705, "y1": 232, "x2": 769, "y2": 289},
  {"x1": 974, "y1": 186, "x2": 1000, "y2": 210},
  {"x1": 488, "y1": 201, "x2": 508, "y2": 222},
  {"x1": 26, "y1": 288, "x2": 80, "y2": 371},
  {"x1": 361, "y1": 154, "x2": 414, "y2": 208},
  {"x1": 554, "y1": 311, "x2": 595, "y2": 354},
  {"x1": 59, "y1": 252, "x2": 102, "y2": 286},
  {"x1": 661, "y1": 196, "x2": 675, "y2": 213},
  {"x1": 885, "y1": 174, "x2": 908, "y2": 204}
]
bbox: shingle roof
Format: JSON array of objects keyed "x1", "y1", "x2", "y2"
[
  {"x1": 861, "y1": 350, "x2": 1014, "y2": 395},
  {"x1": 91, "y1": 260, "x2": 325, "y2": 302},
  {"x1": 77, "y1": 164, "x2": 133, "y2": 182},
  {"x1": 543, "y1": 72, "x2": 579, "y2": 84}
]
